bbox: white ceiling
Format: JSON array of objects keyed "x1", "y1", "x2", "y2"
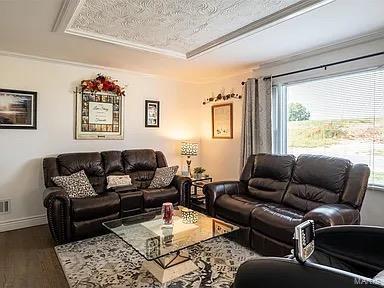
[
  {"x1": 65, "y1": 0, "x2": 301, "y2": 58},
  {"x1": 0, "y1": 0, "x2": 383, "y2": 82}
]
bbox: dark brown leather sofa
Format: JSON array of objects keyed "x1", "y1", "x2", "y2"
[
  {"x1": 43, "y1": 149, "x2": 191, "y2": 244},
  {"x1": 233, "y1": 225, "x2": 384, "y2": 288},
  {"x1": 204, "y1": 153, "x2": 370, "y2": 256}
]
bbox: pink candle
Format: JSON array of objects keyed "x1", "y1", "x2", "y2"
[{"x1": 162, "y1": 202, "x2": 174, "y2": 225}]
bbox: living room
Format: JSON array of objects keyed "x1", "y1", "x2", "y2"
[{"x1": 1, "y1": 0, "x2": 384, "y2": 287}]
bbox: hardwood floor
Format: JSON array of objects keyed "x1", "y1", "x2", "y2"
[{"x1": 0, "y1": 225, "x2": 68, "y2": 288}]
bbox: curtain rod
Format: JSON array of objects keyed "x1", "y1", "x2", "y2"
[{"x1": 241, "y1": 51, "x2": 384, "y2": 85}]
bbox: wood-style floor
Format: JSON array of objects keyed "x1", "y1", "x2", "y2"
[{"x1": 0, "y1": 225, "x2": 68, "y2": 288}]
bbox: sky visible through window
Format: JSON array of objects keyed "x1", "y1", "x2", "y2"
[{"x1": 287, "y1": 69, "x2": 384, "y2": 186}]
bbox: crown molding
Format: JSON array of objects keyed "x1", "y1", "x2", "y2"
[
  {"x1": 53, "y1": 0, "x2": 335, "y2": 60},
  {"x1": 0, "y1": 49, "x2": 207, "y2": 85},
  {"x1": 65, "y1": 29, "x2": 187, "y2": 59},
  {"x1": 52, "y1": 0, "x2": 81, "y2": 32},
  {"x1": 254, "y1": 29, "x2": 384, "y2": 71},
  {"x1": 187, "y1": 0, "x2": 336, "y2": 59}
]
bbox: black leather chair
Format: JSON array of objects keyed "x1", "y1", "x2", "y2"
[
  {"x1": 204, "y1": 153, "x2": 370, "y2": 256},
  {"x1": 233, "y1": 225, "x2": 384, "y2": 288},
  {"x1": 43, "y1": 149, "x2": 191, "y2": 244}
]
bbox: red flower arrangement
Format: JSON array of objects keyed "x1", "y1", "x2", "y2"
[{"x1": 81, "y1": 74, "x2": 125, "y2": 96}]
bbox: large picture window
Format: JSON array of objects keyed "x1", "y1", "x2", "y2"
[{"x1": 274, "y1": 69, "x2": 384, "y2": 187}]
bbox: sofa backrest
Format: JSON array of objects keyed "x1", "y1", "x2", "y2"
[
  {"x1": 244, "y1": 154, "x2": 295, "y2": 203},
  {"x1": 282, "y1": 154, "x2": 352, "y2": 212},
  {"x1": 56, "y1": 152, "x2": 105, "y2": 193},
  {"x1": 43, "y1": 149, "x2": 168, "y2": 191}
]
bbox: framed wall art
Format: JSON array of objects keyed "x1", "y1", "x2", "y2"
[
  {"x1": 76, "y1": 91, "x2": 123, "y2": 139},
  {"x1": 0, "y1": 89, "x2": 37, "y2": 129},
  {"x1": 212, "y1": 103, "x2": 233, "y2": 139},
  {"x1": 145, "y1": 100, "x2": 160, "y2": 128}
]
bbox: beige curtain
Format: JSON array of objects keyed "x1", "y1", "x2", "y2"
[{"x1": 240, "y1": 77, "x2": 272, "y2": 170}]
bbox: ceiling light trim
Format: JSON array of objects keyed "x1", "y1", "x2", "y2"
[{"x1": 186, "y1": 0, "x2": 336, "y2": 59}]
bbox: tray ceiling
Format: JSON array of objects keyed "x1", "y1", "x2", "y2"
[{"x1": 62, "y1": 0, "x2": 303, "y2": 58}]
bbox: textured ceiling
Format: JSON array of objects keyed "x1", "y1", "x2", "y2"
[{"x1": 67, "y1": 0, "x2": 301, "y2": 57}]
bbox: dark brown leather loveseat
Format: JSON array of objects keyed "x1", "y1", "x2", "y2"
[
  {"x1": 204, "y1": 153, "x2": 370, "y2": 256},
  {"x1": 43, "y1": 149, "x2": 191, "y2": 244}
]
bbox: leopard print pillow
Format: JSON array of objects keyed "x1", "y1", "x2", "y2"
[
  {"x1": 52, "y1": 170, "x2": 97, "y2": 198},
  {"x1": 148, "y1": 166, "x2": 179, "y2": 189}
]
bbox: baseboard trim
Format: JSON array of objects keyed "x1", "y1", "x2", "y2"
[{"x1": 0, "y1": 214, "x2": 47, "y2": 232}]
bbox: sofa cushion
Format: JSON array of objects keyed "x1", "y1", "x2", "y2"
[
  {"x1": 101, "y1": 151, "x2": 124, "y2": 175},
  {"x1": 283, "y1": 154, "x2": 351, "y2": 212},
  {"x1": 122, "y1": 149, "x2": 157, "y2": 188},
  {"x1": 215, "y1": 194, "x2": 265, "y2": 226},
  {"x1": 122, "y1": 149, "x2": 157, "y2": 172},
  {"x1": 71, "y1": 192, "x2": 120, "y2": 221},
  {"x1": 128, "y1": 171, "x2": 156, "y2": 189},
  {"x1": 251, "y1": 204, "x2": 304, "y2": 244},
  {"x1": 57, "y1": 152, "x2": 105, "y2": 193},
  {"x1": 142, "y1": 186, "x2": 179, "y2": 208},
  {"x1": 247, "y1": 154, "x2": 295, "y2": 203}
]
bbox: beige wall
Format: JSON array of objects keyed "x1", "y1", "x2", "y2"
[
  {"x1": 0, "y1": 54, "x2": 201, "y2": 231},
  {"x1": 199, "y1": 72, "x2": 251, "y2": 181}
]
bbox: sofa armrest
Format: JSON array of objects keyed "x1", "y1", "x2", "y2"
[
  {"x1": 233, "y1": 257, "x2": 379, "y2": 288},
  {"x1": 171, "y1": 175, "x2": 191, "y2": 207},
  {"x1": 43, "y1": 186, "x2": 70, "y2": 207},
  {"x1": 43, "y1": 187, "x2": 71, "y2": 244},
  {"x1": 303, "y1": 204, "x2": 360, "y2": 228},
  {"x1": 203, "y1": 181, "x2": 242, "y2": 216}
]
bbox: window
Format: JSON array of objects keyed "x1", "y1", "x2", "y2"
[{"x1": 273, "y1": 69, "x2": 384, "y2": 187}]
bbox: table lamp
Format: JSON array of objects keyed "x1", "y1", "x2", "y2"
[{"x1": 180, "y1": 142, "x2": 198, "y2": 177}]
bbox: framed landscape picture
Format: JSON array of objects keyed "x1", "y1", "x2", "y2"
[
  {"x1": 212, "y1": 103, "x2": 233, "y2": 139},
  {"x1": 76, "y1": 91, "x2": 123, "y2": 139},
  {"x1": 145, "y1": 100, "x2": 160, "y2": 127},
  {"x1": 0, "y1": 89, "x2": 37, "y2": 129}
]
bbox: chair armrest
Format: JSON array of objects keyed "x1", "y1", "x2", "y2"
[
  {"x1": 43, "y1": 187, "x2": 71, "y2": 244},
  {"x1": 303, "y1": 204, "x2": 360, "y2": 228},
  {"x1": 203, "y1": 181, "x2": 242, "y2": 216},
  {"x1": 171, "y1": 175, "x2": 191, "y2": 207},
  {"x1": 233, "y1": 257, "x2": 380, "y2": 288},
  {"x1": 313, "y1": 225, "x2": 384, "y2": 273}
]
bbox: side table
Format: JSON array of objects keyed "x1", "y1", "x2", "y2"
[{"x1": 190, "y1": 177, "x2": 212, "y2": 214}]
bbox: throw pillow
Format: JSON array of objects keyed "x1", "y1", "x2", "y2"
[
  {"x1": 148, "y1": 166, "x2": 179, "y2": 189},
  {"x1": 52, "y1": 170, "x2": 97, "y2": 198},
  {"x1": 107, "y1": 175, "x2": 132, "y2": 189}
]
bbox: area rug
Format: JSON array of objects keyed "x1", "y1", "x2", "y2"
[{"x1": 55, "y1": 233, "x2": 259, "y2": 287}]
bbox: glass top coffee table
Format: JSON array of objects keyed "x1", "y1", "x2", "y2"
[{"x1": 103, "y1": 206, "x2": 239, "y2": 283}]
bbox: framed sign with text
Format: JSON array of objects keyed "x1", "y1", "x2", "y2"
[{"x1": 76, "y1": 91, "x2": 123, "y2": 140}]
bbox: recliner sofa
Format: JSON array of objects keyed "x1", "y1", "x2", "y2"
[
  {"x1": 43, "y1": 149, "x2": 191, "y2": 244},
  {"x1": 233, "y1": 225, "x2": 384, "y2": 288},
  {"x1": 204, "y1": 153, "x2": 370, "y2": 256}
]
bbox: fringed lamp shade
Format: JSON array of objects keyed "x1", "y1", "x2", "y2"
[{"x1": 181, "y1": 142, "x2": 198, "y2": 156}]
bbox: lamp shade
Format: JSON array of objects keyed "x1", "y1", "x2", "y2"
[{"x1": 181, "y1": 142, "x2": 198, "y2": 156}]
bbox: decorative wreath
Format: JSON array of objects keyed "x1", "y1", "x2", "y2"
[{"x1": 81, "y1": 74, "x2": 125, "y2": 96}]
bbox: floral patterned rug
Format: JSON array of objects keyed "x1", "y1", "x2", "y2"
[{"x1": 55, "y1": 233, "x2": 259, "y2": 288}]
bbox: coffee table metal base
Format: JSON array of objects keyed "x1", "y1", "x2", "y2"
[{"x1": 143, "y1": 251, "x2": 198, "y2": 283}]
